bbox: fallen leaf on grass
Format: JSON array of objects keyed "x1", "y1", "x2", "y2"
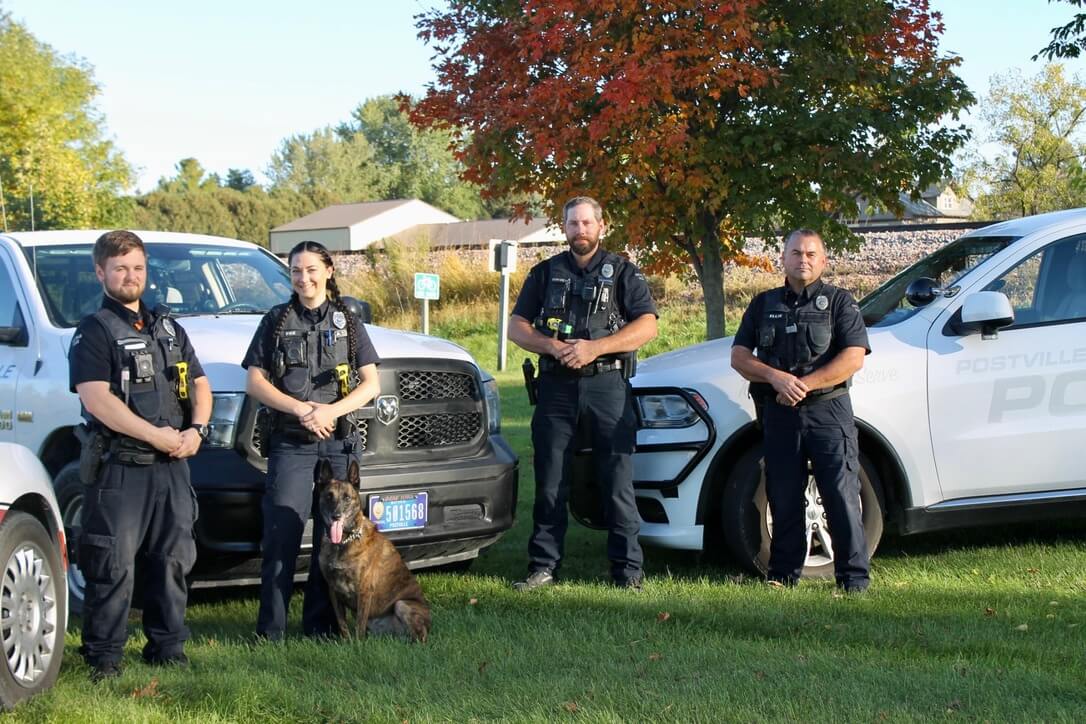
[
  {"x1": 984, "y1": 607, "x2": 996, "y2": 617},
  {"x1": 468, "y1": 598, "x2": 478, "y2": 605},
  {"x1": 1046, "y1": 613, "x2": 1056, "y2": 619},
  {"x1": 656, "y1": 611, "x2": 670, "y2": 623},
  {"x1": 754, "y1": 670, "x2": 766, "y2": 680},
  {"x1": 648, "y1": 653, "x2": 663, "y2": 661},
  {"x1": 945, "y1": 699, "x2": 961, "y2": 713},
  {"x1": 1026, "y1": 567, "x2": 1039, "y2": 575},
  {"x1": 478, "y1": 661, "x2": 488, "y2": 674},
  {"x1": 563, "y1": 701, "x2": 579, "y2": 713},
  {"x1": 1014, "y1": 624, "x2": 1029, "y2": 631},
  {"x1": 1049, "y1": 601, "x2": 1059, "y2": 606},
  {"x1": 131, "y1": 678, "x2": 159, "y2": 699}
]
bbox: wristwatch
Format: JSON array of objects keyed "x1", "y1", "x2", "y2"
[{"x1": 190, "y1": 424, "x2": 209, "y2": 441}]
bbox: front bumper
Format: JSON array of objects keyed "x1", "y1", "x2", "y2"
[{"x1": 186, "y1": 435, "x2": 518, "y2": 579}]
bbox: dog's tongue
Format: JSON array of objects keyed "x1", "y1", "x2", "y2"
[{"x1": 330, "y1": 519, "x2": 344, "y2": 545}]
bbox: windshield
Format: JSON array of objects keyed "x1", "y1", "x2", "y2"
[
  {"x1": 859, "y1": 235, "x2": 1019, "y2": 327},
  {"x1": 28, "y1": 242, "x2": 292, "y2": 328}
]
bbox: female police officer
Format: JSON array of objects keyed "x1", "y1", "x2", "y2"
[{"x1": 242, "y1": 240, "x2": 380, "y2": 639}]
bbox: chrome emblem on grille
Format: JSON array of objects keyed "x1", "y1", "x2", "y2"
[{"x1": 376, "y1": 395, "x2": 400, "y2": 426}]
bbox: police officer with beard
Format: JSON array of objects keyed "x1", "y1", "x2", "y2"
[
  {"x1": 731, "y1": 229, "x2": 871, "y2": 592},
  {"x1": 70, "y1": 230, "x2": 212, "y2": 681},
  {"x1": 509, "y1": 196, "x2": 658, "y2": 591}
]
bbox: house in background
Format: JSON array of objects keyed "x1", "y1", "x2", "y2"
[
  {"x1": 854, "y1": 183, "x2": 974, "y2": 225},
  {"x1": 270, "y1": 199, "x2": 564, "y2": 253},
  {"x1": 268, "y1": 199, "x2": 459, "y2": 253},
  {"x1": 388, "y1": 216, "x2": 563, "y2": 248}
]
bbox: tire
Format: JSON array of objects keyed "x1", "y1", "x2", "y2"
[
  {"x1": 720, "y1": 447, "x2": 883, "y2": 578},
  {"x1": 53, "y1": 462, "x2": 86, "y2": 616},
  {"x1": 0, "y1": 511, "x2": 66, "y2": 710}
]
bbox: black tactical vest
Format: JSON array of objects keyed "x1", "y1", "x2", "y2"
[
  {"x1": 86, "y1": 306, "x2": 187, "y2": 430},
  {"x1": 748, "y1": 284, "x2": 840, "y2": 401},
  {"x1": 535, "y1": 250, "x2": 628, "y2": 342},
  {"x1": 270, "y1": 301, "x2": 354, "y2": 404}
]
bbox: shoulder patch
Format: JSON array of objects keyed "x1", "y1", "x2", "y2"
[{"x1": 71, "y1": 332, "x2": 82, "y2": 348}]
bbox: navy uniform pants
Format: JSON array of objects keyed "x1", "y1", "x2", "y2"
[
  {"x1": 761, "y1": 394, "x2": 869, "y2": 587},
  {"x1": 79, "y1": 457, "x2": 197, "y2": 666},
  {"x1": 528, "y1": 368, "x2": 643, "y2": 582},
  {"x1": 257, "y1": 435, "x2": 355, "y2": 639}
]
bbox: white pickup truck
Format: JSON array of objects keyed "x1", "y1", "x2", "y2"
[
  {"x1": 0, "y1": 230, "x2": 518, "y2": 609},
  {"x1": 574, "y1": 209, "x2": 1086, "y2": 576}
]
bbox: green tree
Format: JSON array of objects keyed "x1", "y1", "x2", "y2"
[
  {"x1": 409, "y1": 0, "x2": 973, "y2": 339},
  {"x1": 966, "y1": 64, "x2": 1086, "y2": 219},
  {"x1": 266, "y1": 127, "x2": 388, "y2": 202},
  {"x1": 156, "y1": 158, "x2": 220, "y2": 193},
  {"x1": 0, "y1": 10, "x2": 132, "y2": 230},
  {"x1": 225, "y1": 168, "x2": 256, "y2": 191},
  {"x1": 1035, "y1": 0, "x2": 1086, "y2": 60},
  {"x1": 344, "y1": 96, "x2": 486, "y2": 219}
]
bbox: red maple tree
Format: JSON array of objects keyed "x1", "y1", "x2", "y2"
[{"x1": 408, "y1": 0, "x2": 973, "y2": 338}]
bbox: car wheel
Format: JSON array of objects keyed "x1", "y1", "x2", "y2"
[
  {"x1": 720, "y1": 447, "x2": 883, "y2": 578},
  {"x1": 0, "y1": 511, "x2": 66, "y2": 710},
  {"x1": 53, "y1": 462, "x2": 86, "y2": 616}
]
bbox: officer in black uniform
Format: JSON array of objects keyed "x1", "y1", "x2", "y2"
[
  {"x1": 70, "y1": 230, "x2": 212, "y2": 682},
  {"x1": 509, "y1": 196, "x2": 658, "y2": 591},
  {"x1": 242, "y1": 240, "x2": 380, "y2": 640},
  {"x1": 731, "y1": 228, "x2": 871, "y2": 592}
]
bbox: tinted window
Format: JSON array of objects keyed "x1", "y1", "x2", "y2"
[
  {"x1": 860, "y1": 235, "x2": 1018, "y2": 327},
  {"x1": 984, "y1": 233, "x2": 1086, "y2": 326},
  {"x1": 29, "y1": 243, "x2": 292, "y2": 328},
  {"x1": 0, "y1": 262, "x2": 23, "y2": 328}
]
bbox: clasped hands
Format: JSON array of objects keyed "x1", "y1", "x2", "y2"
[
  {"x1": 772, "y1": 372, "x2": 809, "y2": 407},
  {"x1": 552, "y1": 339, "x2": 599, "y2": 370},
  {"x1": 297, "y1": 402, "x2": 337, "y2": 439}
]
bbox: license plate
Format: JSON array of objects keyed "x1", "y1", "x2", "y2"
[{"x1": 368, "y1": 491, "x2": 428, "y2": 532}]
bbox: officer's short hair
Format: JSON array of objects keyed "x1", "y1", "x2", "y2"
[
  {"x1": 563, "y1": 196, "x2": 603, "y2": 223},
  {"x1": 93, "y1": 230, "x2": 146, "y2": 268},
  {"x1": 783, "y1": 228, "x2": 825, "y2": 252}
]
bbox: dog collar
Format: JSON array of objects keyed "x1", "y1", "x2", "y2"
[{"x1": 336, "y1": 527, "x2": 365, "y2": 545}]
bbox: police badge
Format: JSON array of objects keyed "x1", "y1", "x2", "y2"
[
  {"x1": 332, "y1": 310, "x2": 347, "y2": 329},
  {"x1": 601, "y1": 263, "x2": 614, "y2": 279},
  {"x1": 815, "y1": 295, "x2": 829, "y2": 311}
]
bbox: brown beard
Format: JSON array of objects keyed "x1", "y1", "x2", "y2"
[
  {"x1": 105, "y1": 281, "x2": 144, "y2": 304},
  {"x1": 569, "y1": 235, "x2": 600, "y2": 258}
]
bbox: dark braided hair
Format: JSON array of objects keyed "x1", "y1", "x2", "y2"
[{"x1": 269, "y1": 241, "x2": 357, "y2": 372}]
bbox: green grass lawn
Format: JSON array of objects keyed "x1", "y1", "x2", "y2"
[{"x1": 14, "y1": 317, "x2": 1086, "y2": 722}]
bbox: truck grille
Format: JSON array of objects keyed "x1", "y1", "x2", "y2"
[
  {"x1": 240, "y1": 359, "x2": 484, "y2": 463},
  {"x1": 398, "y1": 370, "x2": 474, "y2": 401},
  {"x1": 398, "y1": 412, "x2": 482, "y2": 448}
]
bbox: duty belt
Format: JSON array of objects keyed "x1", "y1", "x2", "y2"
[
  {"x1": 107, "y1": 436, "x2": 170, "y2": 465},
  {"x1": 538, "y1": 357, "x2": 624, "y2": 377}
]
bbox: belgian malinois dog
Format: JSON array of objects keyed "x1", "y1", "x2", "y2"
[{"x1": 316, "y1": 459, "x2": 431, "y2": 642}]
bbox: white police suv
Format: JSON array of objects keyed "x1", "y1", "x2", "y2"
[{"x1": 589, "y1": 209, "x2": 1086, "y2": 576}]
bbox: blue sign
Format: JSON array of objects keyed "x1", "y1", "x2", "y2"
[{"x1": 414, "y1": 272, "x2": 440, "y2": 300}]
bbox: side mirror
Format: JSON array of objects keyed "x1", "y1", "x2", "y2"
[
  {"x1": 905, "y1": 277, "x2": 943, "y2": 307},
  {"x1": 957, "y1": 291, "x2": 1014, "y2": 339}
]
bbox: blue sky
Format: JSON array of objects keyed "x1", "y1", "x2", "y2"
[{"x1": 4, "y1": 0, "x2": 1084, "y2": 191}]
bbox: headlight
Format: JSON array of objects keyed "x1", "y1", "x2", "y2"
[
  {"x1": 636, "y1": 391, "x2": 705, "y2": 428},
  {"x1": 481, "y1": 375, "x2": 501, "y2": 434},
  {"x1": 206, "y1": 393, "x2": 245, "y2": 448}
]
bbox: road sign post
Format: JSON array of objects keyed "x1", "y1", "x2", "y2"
[
  {"x1": 413, "y1": 272, "x2": 440, "y2": 335},
  {"x1": 488, "y1": 239, "x2": 518, "y2": 371}
]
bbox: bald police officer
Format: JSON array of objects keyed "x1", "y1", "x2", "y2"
[
  {"x1": 731, "y1": 229, "x2": 872, "y2": 592},
  {"x1": 509, "y1": 196, "x2": 658, "y2": 591},
  {"x1": 70, "y1": 230, "x2": 212, "y2": 681}
]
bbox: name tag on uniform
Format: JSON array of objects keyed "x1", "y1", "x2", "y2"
[{"x1": 785, "y1": 324, "x2": 798, "y2": 334}]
